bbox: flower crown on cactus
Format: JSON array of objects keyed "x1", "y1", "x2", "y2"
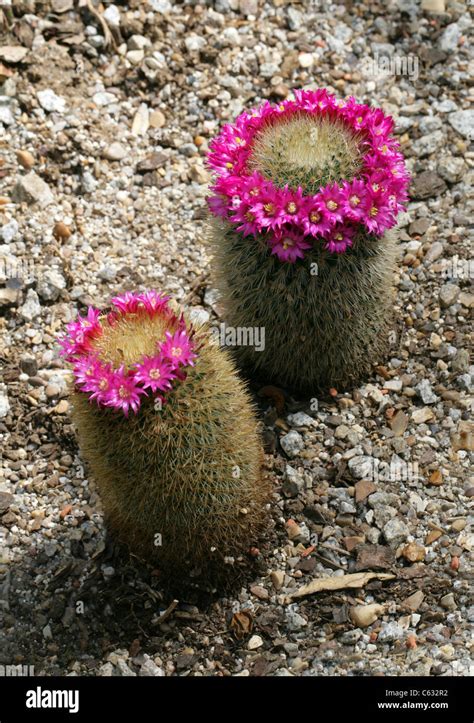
[
  {"x1": 59, "y1": 291, "x2": 198, "y2": 416},
  {"x1": 207, "y1": 88, "x2": 410, "y2": 261}
]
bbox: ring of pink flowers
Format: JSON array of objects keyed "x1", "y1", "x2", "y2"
[
  {"x1": 59, "y1": 292, "x2": 197, "y2": 415},
  {"x1": 207, "y1": 88, "x2": 410, "y2": 255}
]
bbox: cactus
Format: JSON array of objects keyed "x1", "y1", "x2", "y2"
[
  {"x1": 59, "y1": 291, "x2": 270, "y2": 579},
  {"x1": 207, "y1": 89, "x2": 410, "y2": 392}
]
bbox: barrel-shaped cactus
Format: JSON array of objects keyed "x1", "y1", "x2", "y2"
[
  {"x1": 207, "y1": 89, "x2": 410, "y2": 392},
  {"x1": 60, "y1": 291, "x2": 270, "y2": 578}
]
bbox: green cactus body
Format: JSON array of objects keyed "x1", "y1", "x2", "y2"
[
  {"x1": 210, "y1": 221, "x2": 396, "y2": 393},
  {"x1": 67, "y1": 299, "x2": 270, "y2": 578},
  {"x1": 207, "y1": 91, "x2": 409, "y2": 393}
]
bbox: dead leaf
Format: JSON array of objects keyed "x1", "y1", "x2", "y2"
[
  {"x1": 300, "y1": 544, "x2": 315, "y2": 558},
  {"x1": 398, "y1": 564, "x2": 428, "y2": 580},
  {"x1": 230, "y1": 610, "x2": 253, "y2": 639},
  {"x1": 291, "y1": 571, "x2": 395, "y2": 598},
  {"x1": 154, "y1": 599, "x2": 178, "y2": 624},
  {"x1": 375, "y1": 365, "x2": 391, "y2": 380}
]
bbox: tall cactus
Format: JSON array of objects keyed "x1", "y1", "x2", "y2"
[
  {"x1": 59, "y1": 291, "x2": 270, "y2": 579},
  {"x1": 207, "y1": 89, "x2": 409, "y2": 392}
]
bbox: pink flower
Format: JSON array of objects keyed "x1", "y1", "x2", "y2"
[
  {"x1": 160, "y1": 329, "x2": 197, "y2": 369},
  {"x1": 230, "y1": 202, "x2": 259, "y2": 237},
  {"x1": 111, "y1": 290, "x2": 173, "y2": 320},
  {"x1": 301, "y1": 198, "x2": 334, "y2": 237},
  {"x1": 73, "y1": 356, "x2": 106, "y2": 392},
  {"x1": 251, "y1": 185, "x2": 285, "y2": 230},
  {"x1": 133, "y1": 355, "x2": 176, "y2": 393},
  {"x1": 325, "y1": 225, "x2": 355, "y2": 254},
  {"x1": 214, "y1": 174, "x2": 245, "y2": 198},
  {"x1": 80, "y1": 307, "x2": 101, "y2": 332},
  {"x1": 111, "y1": 292, "x2": 141, "y2": 315},
  {"x1": 388, "y1": 162, "x2": 411, "y2": 203},
  {"x1": 367, "y1": 170, "x2": 391, "y2": 196},
  {"x1": 279, "y1": 186, "x2": 305, "y2": 225},
  {"x1": 137, "y1": 290, "x2": 170, "y2": 316},
  {"x1": 206, "y1": 88, "x2": 410, "y2": 258},
  {"x1": 316, "y1": 183, "x2": 345, "y2": 224},
  {"x1": 207, "y1": 194, "x2": 230, "y2": 219},
  {"x1": 207, "y1": 139, "x2": 247, "y2": 177},
  {"x1": 241, "y1": 171, "x2": 266, "y2": 202},
  {"x1": 87, "y1": 364, "x2": 116, "y2": 405},
  {"x1": 59, "y1": 307, "x2": 102, "y2": 360},
  {"x1": 59, "y1": 292, "x2": 200, "y2": 416},
  {"x1": 106, "y1": 310, "x2": 119, "y2": 327},
  {"x1": 361, "y1": 153, "x2": 385, "y2": 174},
  {"x1": 269, "y1": 229, "x2": 312, "y2": 263},
  {"x1": 361, "y1": 189, "x2": 395, "y2": 234},
  {"x1": 105, "y1": 366, "x2": 147, "y2": 416},
  {"x1": 340, "y1": 179, "x2": 367, "y2": 222}
]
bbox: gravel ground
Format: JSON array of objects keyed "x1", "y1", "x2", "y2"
[{"x1": 0, "y1": 0, "x2": 472, "y2": 678}]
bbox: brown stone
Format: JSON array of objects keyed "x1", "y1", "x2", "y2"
[
  {"x1": 53, "y1": 221, "x2": 71, "y2": 241},
  {"x1": 250, "y1": 584, "x2": 269, "y2": 600},
  {"x1": 451, "y1": 421, "x2": 473, "y2": 452},
  {"x1": 401, "y1": 590, "x2": 424, "y2": 612},
  {"x1": 0, "y1": 491, "x2": 13, "y2": 513},
  {"x1": 409, "y1": 218, "x2": 431, "y2": 236},
  {"x1": 136, "y1": 152, "x2": 168, "y2": 173},
  {"x1": 425, "y1": 529, "x2": 442, "y2": 544},
  {"x1": 410, "y1": 171, "x2": 447, "y2": 200},
  {"x1": 355, "y1": 544, "x2": 395, "y2": 571},
  {"x1": 60, "y1": 504, "x2": 72, "y2": 519},
  {"x1": 389, "y1": 410, "x2": 409, "y2": 436},
  {"x1": 428, "y1": 469, "x2": 443, "y2": 486},
  {"x1": 402, "y1": 542, "x2": 426, "y2": 563},
  {"x1": 16, "y1": 149, "x2": 35, "y2": 169},
  {"x1": 355, "y1": 480, "x2": 376, "y2": 503},
  {"x1": 343, "y1": 535, "x2": 365, "y2": 552}
]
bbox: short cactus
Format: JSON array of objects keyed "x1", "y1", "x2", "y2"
[
  {"x1": 207, "y1": 89, "x2": 410, "y2": 392},
  {"x1": 59, "y1": 291, "x2": 270, "y2": 579}
]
